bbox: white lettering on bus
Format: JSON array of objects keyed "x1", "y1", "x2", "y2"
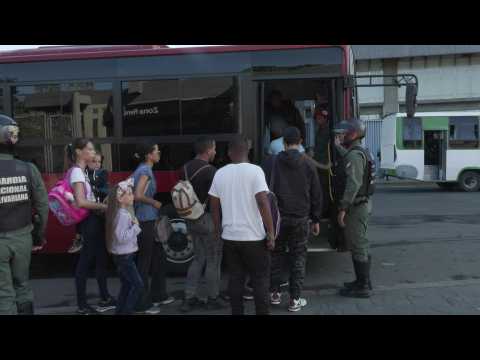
[{"x1": 124, "y1": 106, "x2": 159, "y2": 117}]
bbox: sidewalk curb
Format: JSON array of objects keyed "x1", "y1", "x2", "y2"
[{"x1": 35, "y1": 279, "x2": 480, "y2": 315}]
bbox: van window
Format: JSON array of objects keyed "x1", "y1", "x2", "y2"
[
  {"x1": 449, "y1": 116, "x2": 479, "y2": 149},
  {"x1": 403, "y1": 117, "x2": 423, "y2": 149}
]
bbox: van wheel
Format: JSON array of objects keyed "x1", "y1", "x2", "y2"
[{"x1": 458, "y1": 172, "x2": 480, "y2": 192}]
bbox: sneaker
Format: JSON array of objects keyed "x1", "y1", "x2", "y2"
[
  {"x1": 96, "y1": 298, "x2": 117, "y2": 313},
  {"x1": 180, "y1": 297, "x2": 202, "y2": 313},
  {"x1": 153, "y1": 296, "x2": 175, "y2": 307},
  {"x1": 220, "y1": 292, "x2": 230, "y2": 301},
  {"x1": 205, "y1": 297, "x2": 228, "y2": 311},
  {"x1": 280, "y1": 281, "x2": 289, "y2": 288},
  {"x1": 68, "y1": 236, "x2": 83, "y2": 254},
  {"x1": 136, "y1": 307, "x2": 161, "y2": 315},
  {"x1": 270, "y1": 292, "x2": 282, "y2": 305},
  {"x1": 288, "y1": 298, "x2": 307, "y2": 312},
  {"x1": 76, "y1": 305, "x2": 99, "y2": 315},
  {"x1": 243, "y1": 288, "x2": 254, "y2": 301}
]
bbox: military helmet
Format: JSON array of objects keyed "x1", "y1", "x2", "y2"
[
  {"x1": 0, "y1": 114, "x2": 20, "y2": 145},
  {"x1": 334, "y1": 119, "x2": 366, "y2": 140}
]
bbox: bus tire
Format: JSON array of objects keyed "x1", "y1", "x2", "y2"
[{"x1": 458, "y1": 171, "x2": 480, "y2": 192}]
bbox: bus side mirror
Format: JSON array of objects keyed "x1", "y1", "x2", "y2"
[{"x1": 406, "y1": 83, "x2": 418, "y2": 118}]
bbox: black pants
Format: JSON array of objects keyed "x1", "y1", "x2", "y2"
[
  {"x1": 270, "y1": 219, "x2": 309, "y2": 300},
  {"x1": 136, "y1": 221, "x2": 168, "y2": 311},
  {"x1": 224, "y1": 240, "x2": 271, "y2": 315},
  {"x1": 75, "y1": 214, "x2": 111, "y2": 308}
]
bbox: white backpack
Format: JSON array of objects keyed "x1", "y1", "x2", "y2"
[{"x1": 171, "y1": 164, "x2": 210, "y2": 221}]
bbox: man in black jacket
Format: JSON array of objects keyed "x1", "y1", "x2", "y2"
[{"x1": 262, "y1": 127, "x2": 322, "y2": 312}]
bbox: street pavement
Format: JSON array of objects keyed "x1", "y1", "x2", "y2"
[{"x1": 32, "y1": 182, "x2": 480, "y2": 315}]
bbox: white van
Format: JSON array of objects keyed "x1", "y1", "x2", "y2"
[{"x1": 381, "y1": 111, "x2": 480, "y2": 191}]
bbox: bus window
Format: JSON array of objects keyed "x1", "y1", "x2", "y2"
[
  {"x1": 14, "y1": 146, "x2": 46, "y2": 173},
  {"x1": 402, "y1": 117, "x2": 423, "y2": 149},
  {"x1": 449, "y1": 117, "x2": 479, "y2": 149},
  {"x1": 181, "y1": 77, "x2": 238, "y2": 135},
  {"x1": 122, "y1": 80, "x2": 181, "y2": 137},
  {"x1": 12, "y1": 82, "x2": 114, "y2": 141},
  {"x1": 0, "y1": 87, "x2": 3, "y2": 113}
]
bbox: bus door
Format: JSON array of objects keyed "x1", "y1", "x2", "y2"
[
  {"x1": 255, "y1": 77, "x2": 343, "y2": 252},
  {"x1": 255, "y1": 77, "x2": 340, "y2": 163},
  {"x1": 424, "y1": 130, "x2": 447, "y2": 181}
]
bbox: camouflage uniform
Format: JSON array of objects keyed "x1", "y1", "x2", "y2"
[
  {"x1": 338, "y1": 139, "x2": 373, "y2": 298},
  {"x1": 0, "y1": 154, "x2": 49, "y2": 315},
  {"x1": 338, "y1": 139, "x2": 372, "y2": 263}
]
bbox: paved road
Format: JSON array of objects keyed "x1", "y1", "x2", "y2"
[{"x1": 32, "y1": 183, "x2": 480, "y2": 315}]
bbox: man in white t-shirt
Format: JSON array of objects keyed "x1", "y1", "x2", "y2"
[{"x1": 209, "y1": 136, "x2": 275, "y2": 315}]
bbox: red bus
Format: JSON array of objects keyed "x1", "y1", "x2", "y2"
[{"x1": 0, "y1": 45, "x2": 358, "y2": 270}]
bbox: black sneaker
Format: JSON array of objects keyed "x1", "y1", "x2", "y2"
[
  {"x1": 205, "y1": 297, "x2": 228, "y2": 311},
  {"x1": 180, "y1": 297, "x2": 202, "y2": 313},
  {"x1": 97, "y1": 298, "x2": 117, "y2": 313},
  {"x1": 220, "y1": 292, "x2": 230, "y2": 301},
  {"x1": 77, "y1": 305, "x2": 99, "y2": 315}
]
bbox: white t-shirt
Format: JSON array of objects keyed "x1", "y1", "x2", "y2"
[
  {"x1": 69, "y1": 167, "x2": 95, "y2": 202},
  {"x1": 208, "y1": 163, "x2": 269, "y2": 241}
]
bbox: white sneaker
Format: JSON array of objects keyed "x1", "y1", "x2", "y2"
[
  {"x1": 136, "y1": 307, "x2": 161, "y2": 315},
  {"x1": 270, "y1": 292, "x2": 282, "y2": 305},
  {"x1": 68, "y1": 237, "x2": 83, "y2": 254},
  {"x1": 153, "y1": 296, "x2": 175, "y2": 307},
  {"x1": 288, "y1": 298, "x2": 307, "y2": 312}
]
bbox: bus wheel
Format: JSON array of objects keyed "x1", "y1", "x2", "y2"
[
  {"x1": 162, "y1": 218, "x2": 194, "y2": 275},
  {"x1": 459, "y1": 172, "x2": 480, "y2": 192}
]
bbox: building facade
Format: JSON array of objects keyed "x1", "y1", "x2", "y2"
[{"x1": 352, "y1": 45, "x2": 480, "y2": 174}]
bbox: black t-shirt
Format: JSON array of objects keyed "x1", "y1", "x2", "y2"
[{"x1": 181, "y1": 159, "x2": 217, "y2": 206}]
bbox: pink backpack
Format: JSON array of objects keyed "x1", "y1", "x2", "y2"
[{"x1": 48, "y1": 167, "x2": 90, "y2": 226}]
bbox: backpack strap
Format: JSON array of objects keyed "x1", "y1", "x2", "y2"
[
  {"x1": 270, "y1": 155, "x2": 277, "y2": 191},
  {"x1": 347, "y1": 146, "x2": 368, "y2": 167},
  {"x1": 186, "y1": 164, "x2": 211, "y2": 183}
]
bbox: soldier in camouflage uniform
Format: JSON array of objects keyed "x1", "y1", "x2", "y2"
[
  {"x1": 0, "y1": 114, "x2": 49, "y2": 315},
  {"x1": 334, "y1": 119, "x2": 373, "y2": 299}
]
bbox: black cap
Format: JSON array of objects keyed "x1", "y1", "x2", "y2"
[{"x1": 283, "y1": 127, "x2": 302, "y2": 145}]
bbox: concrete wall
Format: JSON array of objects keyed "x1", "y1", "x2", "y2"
[{"x1": 357, "y1": 52, "x2": 480, "y2": 117}]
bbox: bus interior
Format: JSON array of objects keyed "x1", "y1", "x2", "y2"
[{"x1": 259, "y1": 78, "x2": 333, "y2": 160}]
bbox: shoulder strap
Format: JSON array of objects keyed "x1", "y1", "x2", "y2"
[
  {"x1": 348, "y1": 146, "x2": 368, "y2": 166},
  {"x1": 270, "y1": 156, "x2": 277, "y2": 191},
  {"x1": 27, "y1": 162, "x2": 34, "y2": 200},
  {"x1": 189, "y1": 164, "x2": 211, "y2": 182}
]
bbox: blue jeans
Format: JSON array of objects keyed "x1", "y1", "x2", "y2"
[
  {"x1": 113, "y1": 253, "x2": 144, "y2": 315},
  {"x1": 75, "y1": 214, "x2": 111, "y2": 308}
]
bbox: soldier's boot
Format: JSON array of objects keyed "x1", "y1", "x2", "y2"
[
  {"x1": 343, "y1": 255, "x2": 360, "y2": 289},
  {"x1": 17, "y1": 302, "x2": 34, "y2": 315},
  {"x1": 367, "y1": 255, "x2": 373, "y2": 291},
  {"x1": 339, "y1": 260, "x2": 371, "y2": 299}
]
